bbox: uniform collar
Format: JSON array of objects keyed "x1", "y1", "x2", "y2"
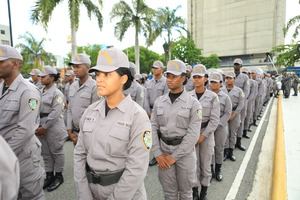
[
  {"x1": 93, "y1": 95, "x2": 133, "y2": 116},
  {"x1": 161, "y1": 89, "x2": 187, "y2": 103},
  {"x1": 6, "y1": 74, "x2": 23, "y2": 92},
  {"x1": 77, "y1": 76, "x2": 93, "y2": 89}
]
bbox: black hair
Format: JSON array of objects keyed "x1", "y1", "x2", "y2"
[
  {"x1": 49, "y1": 73, "x2": 60, "y2": 82},
  {"x1": 181, "y1": 73, "x2": 188, "y2": 85},
  {"x1": 115, "y1": 67, "x2": 133, "y2": 90}
]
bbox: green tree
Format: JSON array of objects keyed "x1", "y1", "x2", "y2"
[
  {"x1": 31, "y1": 0, "x2": 103, "y2": 58},
  {"x1": 171, "y1": 37, "x2": 220, "y2": 68},
  {"x1": 272, "y1": 43, "x2": 300, "y2": 66},
  {"x1": 16, "y1": 32, "x2": 56, "y2": 74},
  {"x1": 110, "y1": 0, "x2": 155, "y2": 74},
  {"x1": 171, "y1": 37, "x2": 202, "y2": 64},
  {"x1": 124, "y1": 46, "x2": 162, "y2": 73},
  {"x1": 77, "y1": 44, "x2": 102, "y2": 66},
  {"x1": 149, "y1": 6, "x2": 186, "y2": 62},
  {"x1": 201, "y1": 54, "x2": 220, "y2": 68}
]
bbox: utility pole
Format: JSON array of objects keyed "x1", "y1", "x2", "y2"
[{"x1": 7, "y1": 0, "x2": 13, "y2": 46}]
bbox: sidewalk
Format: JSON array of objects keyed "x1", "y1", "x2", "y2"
[{"x1": 282, "y1": 94, "x2": 300, "y2": 200}]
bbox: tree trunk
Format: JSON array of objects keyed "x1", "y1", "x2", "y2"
[
  {"x1": 168, "y1": 31, "x2": 171, "y2": 61},
  {"x1": 71, "y1": 25, "x2": 77, "y2": 58},
  {"x1": 135, "y1": 26, "x2": 140, "y2": 74}
]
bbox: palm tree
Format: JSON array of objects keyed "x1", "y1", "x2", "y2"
[
  {"x1": 110, "y1": 0, "x2": 155, "y2": 74},
  {"x1": 148, "y1": 6, "x2": 186, "y2": 62},
  {"x1": 31, "y1": 0, "x2": 103, "y2": 58},
  {"x1": 16, "y1": 32, "x2": 48, "y2": 69}
]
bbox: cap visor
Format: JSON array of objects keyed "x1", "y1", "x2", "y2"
[
  {"x1": 0, "y1": 57, "x2": 8, "y2": 61},
  {"x1": 89, "y1": 65, "x2": 119, "y2": 73},
  {"x1": 192, "y1": 73, "x2": 205, "y2": 77},
  {"x1": 164, "y1": 71, "x2": 182, "y2": 76},
  {"x1": 209, "y1": 79, "x2": 220, "y2": 83},
  {"x1": 39, "y1": 72, "x2": 48, "y2": 77}
]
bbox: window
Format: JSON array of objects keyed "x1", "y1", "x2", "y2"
[
  {"x1": 1, "y1": 40, "x2": 10, "y2": 45},
  {"x1": 0, "y1": 30, "x2": 5, "y2": 35}
]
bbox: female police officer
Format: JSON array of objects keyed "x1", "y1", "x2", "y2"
[
  {"x1": 151, "y1": 59, "x2": 201, "y2": 200},
  {"x1": 190, "y1": 64, "x2": 220, "y2": 200},
  {"x1": 74, "y1": 48, "x2": 152, "y2": 200},
  {"x1": 36, "y1": 66, "x2": 67, "y2": 192}
]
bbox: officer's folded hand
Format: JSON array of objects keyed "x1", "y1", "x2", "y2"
[
  {"x1": 229, "y1": 112, "x2": 237, "y2": 121},
  {"x1": 198, "y1": 134, "x2": 206, "y2": 144},
  {"x1": 156, "y1": 155, "x2": 170, "y2": 170},
  {"x1": 164, "y1": 155, "x2": 176, "y2": 166},
  {"x1": 35, "y1": 127, "x2": 47, "y2": 136}
]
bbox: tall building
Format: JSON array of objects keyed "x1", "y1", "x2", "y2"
[
  {"x1": 0, "y1": 25, "x2": 11, "y2": 45},
  {"x1": 188, "y1": 0, "x2": 286, "y2": 67}
]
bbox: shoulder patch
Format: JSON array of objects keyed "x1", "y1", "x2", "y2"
[
  {"x1": 197, "y1": 109, "x2": 202, "y2": 119},
  {"x1": 142, "y1": 130, "x2": 152, "y2": 150},
  {"x1": 55, "y1": 95, "x2": 64, "y2": 104},
  {"x1": 28, "y1": 98, "x2": 38, "y2": 110}
]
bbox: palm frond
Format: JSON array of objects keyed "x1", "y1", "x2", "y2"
[{"x1": 82, "y1": 0, "x2": 103, "y2": 29}]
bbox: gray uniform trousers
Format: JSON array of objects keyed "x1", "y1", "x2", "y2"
[
  {"x1": 195, "y1": 133, "x2": 215, "y2": 187},
  {"x1": 237, "y1": 100, "x2": 247, "y2": 137},
  {"x1": 225, "y1": 114, "x2": 241, "y2": 149},
  {"x1": 18, "y1": 137, "x2": 45, "y2": 200},
  {"x1": 244, "y1": 99, "x2": 255, "y2": 130},
  {"x1": 213, "y1": 125, "x2": 228, "y2": 164},
  {"x1": 39, "y1": 118, "x2": 66, "y2": 173},
  {"x1": 254, "y1": 96, "x2": 261, "y2": 120},
  {"x1": 89, "y1": 182, "x2": 146, "y2": 200},
  {"x1": 159, "y1": 152, "x2": 197, "y2": 200}
]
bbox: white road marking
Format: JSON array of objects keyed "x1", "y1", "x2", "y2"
[{"x1": 225, "y1": 99, "x2": 273, "y2": 200}]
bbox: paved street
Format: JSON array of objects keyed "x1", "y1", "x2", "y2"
[
  {"x1": 45, "y1": 99, "x2": 274, "y2": 200},
  {"x1": 283, "y1": 94, "x2": 300, "y2": 200}
]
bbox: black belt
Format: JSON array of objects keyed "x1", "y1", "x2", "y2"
[
  {"x1": 86, "y1": 164, "x2": 124, "y2": 186},
  {"x1": 232, "y1": 106, "x2": 238, "y2": 111},
  {"x1": 40, "y1": 113, "x2": 49, "y2": 118},
  {"x1": 72, "y1": 127, "x2": 80, "y2": 133},
  {"x1": 160, "y1": 136, "x2": 184, "y2": 146},
  {"x1": 201, "y1": 121, "x2": 209, "y2": 129}
]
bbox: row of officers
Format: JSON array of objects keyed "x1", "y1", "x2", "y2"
[{"x1": 0, "y1": 44, "x2": 273, "y2": 200}]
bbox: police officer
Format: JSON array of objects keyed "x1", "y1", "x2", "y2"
[
  {"x1": 292, "y1": 74, "x2": 299, "y2": 96},
  {"x1": 0, "y1": 44, "x2": 45, "y2": 199},
  {"x1": 185, "y1": 64, "x2": 194, "y2": 91},
  {"x1": 151, "y1": 59, "x2": 201, "y2": 200},
  {"x1": 63, "y1": 70, "x2": 75, "y2": 126},
  {"x1": 223, "y1": 71, "x2": 245, "y2": 162},
  {"x1": 67, "y1": 53, "x2": 99, "y2": 145},
  {"x1": 209, "y1": 72, "x2": 232, "y2": 182},
  {"x1": 145, "y1": 60, "x2": 169, "y2": 166},
  {"x1": 190, "y1": 64, "x2": 220, "y2": 200},
  {"x1": 36, "y1": 66, "x2": 68, "y2": 192},
  {"x1": 0, "y1": 135, "x2": 19, "y2": 200},
  {"x1": 124, "y1": 62, "x2": 145, "y2": 107},
  {"x1": 233, "y1": 59, "x2": 249, "y2": 151},
  {"x1": 29, "y1": 68, "x2": 43, "y2": 90},
  {"x1": 244, "y1": 69, "x2": 258, "y2": 134},
  {"x1": 74, "y1": 47, "x2": 151, "y2": 200}
]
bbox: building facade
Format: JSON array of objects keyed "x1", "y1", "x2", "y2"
[
  {"x1": 187, "y1": 0, "x2": 286, "y2": 67},
  {"x1": 0, "y1": 25, "x2": 11, "y2": 45}
]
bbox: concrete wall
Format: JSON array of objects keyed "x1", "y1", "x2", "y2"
[
  {"x1": 188, "y1": 0, "x2": 286, "y2": 57},
  {"x1": 0, "y1": 25, "x2": 11, "y2": 45}
]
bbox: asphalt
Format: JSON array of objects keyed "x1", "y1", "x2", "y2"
[{"x1": 45, "y1": 99, "x2": 274, "y2": 200}]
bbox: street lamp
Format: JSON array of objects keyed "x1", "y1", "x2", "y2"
[{"x1": 7, "y1": 0, "x2": 13, "y2": 46}]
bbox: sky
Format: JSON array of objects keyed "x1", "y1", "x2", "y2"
[{"x1": 0, "y1": 0, "x2": 299, "y2": 57}]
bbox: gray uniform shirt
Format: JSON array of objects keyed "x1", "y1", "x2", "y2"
[
  {"x1": 235, "y1": 72, "x2": 250, "y2": 99},
  {"x1": 248, "y1": 79, "x2": 258, "y2": 102},
  {"x1": 67, "y1": 76, "x2": 99, "y2": 130},
  {"x1": 223, "y1": 86, "x2": 245, "y2": 114},
  {"x1": 74, "y1": 95, "x2": 151, "y2": 200},
  {"x1": 151, "y1": 90, "x2": 202, "y2": 160},
  {"x1": 145, "y1": 76, "x2": 169, "y2": 108},
  {"x1": 40, "y1": 84, "x2": 66, "y2": 130},
  {"x1": 124, "y1": 80, "x2": 144, "y2": 107},
  {"x1": 216, "y1": 90, "x2": 232, "y2": 127},
  {"x1": 0, "y1": 74, "x2": 41, "y2": 155},
  {"x1": 256, "y1": 78, "x2": 264, "y2": 97},
  {"x1": 185, "y1": 78, "x2": 194, "y2": 91},
  {"x1": 64, "y1": 82, "x2": 72, "y2": 103},
  {"x1": 0, "y1": 135, "x2": 19, "y2": 200},
  {"x1": 190, "y1": 89, "x2": 220, "y2": 137}
]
